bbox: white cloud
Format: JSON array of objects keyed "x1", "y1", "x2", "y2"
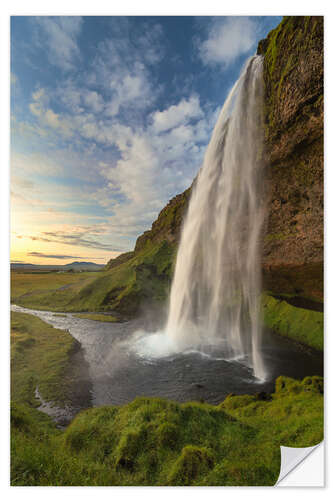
[
  {"x1": 29, "y1": 87, "x2": 74, "y2": 138},
  {"x1": 198, "y1": 17, "x2": 257, "y2": 66},
  {"x1": 29, "y1": 88, "x2": 48, "y2": 116},
  {"x1": 34, "y1": 17, "x2": 83, "y2": 71},
  {"x1": 59, "y1": 82, "x2": 84, "y2": 113},
  {"x1": 44, "y1": 109, "x2": 61, "y2": 128},
  {"x1": 91, "y1": 26, "x2": 164, "y2": 118},
  {"x1": 83, "y1": 91, "x2": 104, "y2": 113},
  {"x1": 112, "y1": 135, "x2": 158, "y2": 204},
  {"x1": 103, "y1": 62, "x2": 155, "y2": 117},
  {"x1": 90, "y1": 97, "x2": 221, "y2": 247},
  {"x1": 150, "y1": 95, "x2": 203, "y2": 134}
]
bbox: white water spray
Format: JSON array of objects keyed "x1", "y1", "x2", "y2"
[{"x1": 134, "y1": 56, "x2": 267, "y2": 381}]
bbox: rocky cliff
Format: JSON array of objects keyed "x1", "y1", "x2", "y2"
[
  {"x1": 105, "y1": 187, "x2": 191, "y2": 272},
  {"x1": 258, "y1": 16, "x2": 323, "y2": 301},
  {"x1": 82, "y1": 17, "x2": 323, "y2": 334}
]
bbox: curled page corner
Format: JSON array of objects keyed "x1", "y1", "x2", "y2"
[{"x1": 276, "y1": 442, "x2": 323, "y2": 485}]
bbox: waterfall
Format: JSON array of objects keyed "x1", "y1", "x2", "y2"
[{"x1": 165, "y1": 56, "x2": 267, "y2": 380}]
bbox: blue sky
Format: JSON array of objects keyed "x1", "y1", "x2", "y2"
[{"x1": 10, "y1": 15, "x2": 281, "y2": 264}]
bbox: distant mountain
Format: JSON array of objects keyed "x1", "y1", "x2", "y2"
[
  {"x1": 11, "y1": 261, "x2": 104, "y2": 271},
  {"x1": 63, "y1": 262, "x2": 104, "y2": 270}
]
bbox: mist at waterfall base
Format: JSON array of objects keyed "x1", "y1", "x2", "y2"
[{"x1": 132, "y1": 55, "x2": 268, "y2": 382}]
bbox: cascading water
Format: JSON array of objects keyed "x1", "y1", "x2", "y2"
[
  {"x1": 133, "y1": 55, "x2": 267, "y2": 381},
  {"x1": 166, "y1": 55, "x2": 266, "y2": 380}
]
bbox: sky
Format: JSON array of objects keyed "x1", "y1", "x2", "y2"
[{"x1": 10, "y1": 15, "x2": 282, "y2": 265}]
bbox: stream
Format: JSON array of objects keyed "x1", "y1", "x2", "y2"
[{"x1": 11, "y1": 304, "x2": 323, "y2": 426}]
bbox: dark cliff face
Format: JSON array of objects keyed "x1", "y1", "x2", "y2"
[
  {"x1": 102, "y1": 16, "x2": 323, "y2": 313},
  {"x1": 259, "y1": 16, "x2": 323, "y2": 300}
]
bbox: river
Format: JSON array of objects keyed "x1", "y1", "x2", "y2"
[{"x1": 11, "y1": 304, "x2": 323, "y2": 425}]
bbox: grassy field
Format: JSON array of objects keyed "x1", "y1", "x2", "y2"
[
  {"x1": 11, "y1": 270, "x2": 105, "y2": 312},
  {"x1": 11, "y1": 375, "x2": 323, "y2": 486},
  {"x1": 11, "y1": 311, "x2": 77, "y2": 407},
  {"x1": 11, "y1": 270, "x2": 101, "y2": 297}
]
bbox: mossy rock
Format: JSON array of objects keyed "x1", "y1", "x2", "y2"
[
  {"x1": 275, "y1": 376, "x2": 303, "y2": 395},
  {"x1": 302, "y1": 375, "x2": 323, "y2": 394},
  {"x1": 262, "y1": 293, "x2": 323, "y2": 350},
  {"x1": 220, "y1": 394, "x2": 257, "y2": 411},
  {"x1": 275, "y1": 375, "x2": 323, "y2": 397}
]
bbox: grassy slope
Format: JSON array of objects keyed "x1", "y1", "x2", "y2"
[
  {"x1": 11, "y1": 375, "x2": 323, "y2": 486},
  {"x1": 12, "y1": 242, "x2": 175, "y2": 316},
  {"x1": 67, "y1": 240, "x2": 175, "y2": 316},
  {"x1": 220, "y1": 375, "x2": 323, "y2": 448},
  {"x1": 11, "y1": 311, "x2": 77, "y2": 407}
]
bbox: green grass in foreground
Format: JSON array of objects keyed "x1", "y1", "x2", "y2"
[
  {"x1": 11, "y1": 375, "x2": 323, "y2": 486},
  {"x1": 74, "y1": 313, "x2": 118, "y2": 322},
  {"x1": 262, "y1": 293, "x2": 323, "y2": 350},
  {"x1": 11, "y1": 311, "x2": 76, "y2": 407}
]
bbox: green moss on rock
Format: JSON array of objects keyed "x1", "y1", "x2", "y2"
[{"x1": 262, "y1": 293, "x2": 323, "y2": 350}]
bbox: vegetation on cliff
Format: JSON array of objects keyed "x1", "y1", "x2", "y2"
[{"x1": 262, "y1": 293, "x2": 323, "y2": 351}]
